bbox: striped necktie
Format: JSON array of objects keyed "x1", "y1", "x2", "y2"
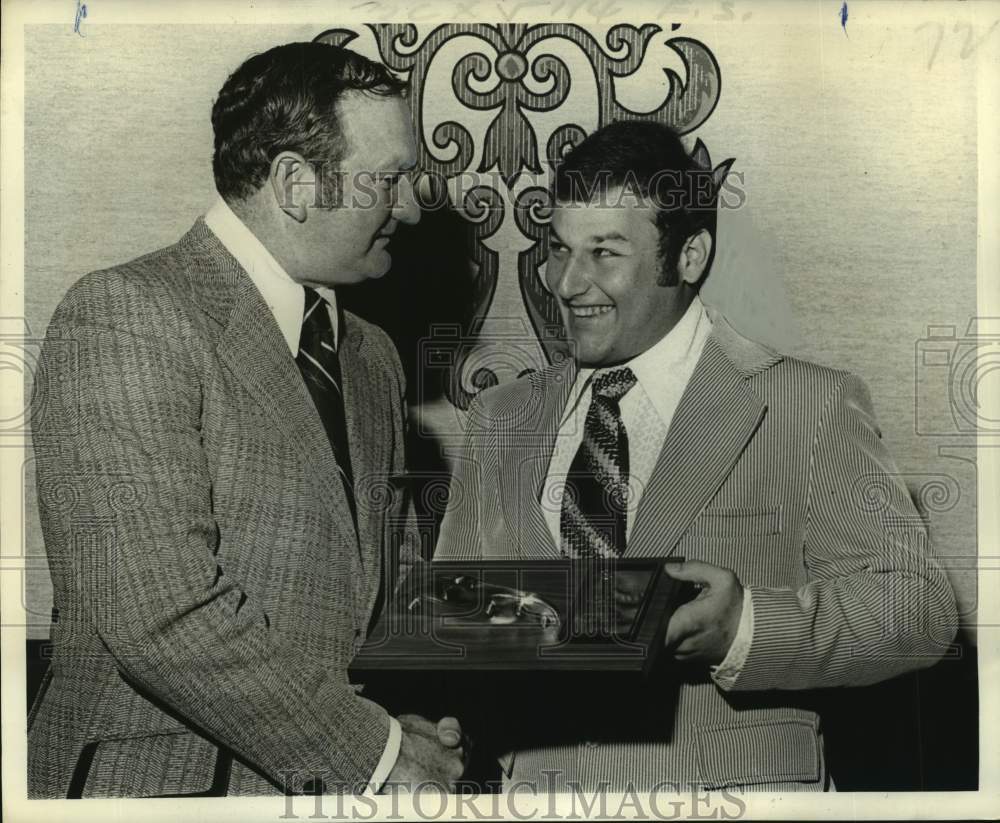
[
  {"x1": 560, "y1": 366, "x2": 637, "y2": 558},
  {"x1": 296, "y1": 287, "x2": 357, "y2": 527}
]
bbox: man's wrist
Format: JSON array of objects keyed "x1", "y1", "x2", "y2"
[
  {"x1": 366, "y1": 715, "x2": 401, "y2": 795},
  {"x1": 710, "y1": 587, "x2": 754, "y2": 690}
]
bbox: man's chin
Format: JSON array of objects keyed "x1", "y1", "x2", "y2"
[
  {"x1": 365, "y1": 249, "x2": 392, "y2": 279},
  {"x1": 574, "y1": 346, "x2": 613, "y2": 368},
  {"x1": 567, "y1": 333, "x2": 613, "y2": 368}
]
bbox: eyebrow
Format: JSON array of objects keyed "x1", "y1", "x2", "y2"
[
  {"x1": 550, "y1": 227, "x2": 631, "y2": 244},
  {"x1": 591, "y1": 231, "x2": 630, "y2": 243}
]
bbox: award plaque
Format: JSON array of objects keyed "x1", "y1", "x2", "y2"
[{"x1": 350, "y1": 558, "x2": 693, "y2": 676}]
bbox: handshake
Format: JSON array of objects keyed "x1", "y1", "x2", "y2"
[
  {"x1": 383, "y1": 714, "x2": 467, "y2": 792},
  {"x1": 372, "y1": 560, "x2": 746, "y2": 793}
]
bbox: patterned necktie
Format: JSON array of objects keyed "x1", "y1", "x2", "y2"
[
  {"x1": 296, "y1": 287, "x2": 357, "y2": 528},
  {"x1": 560, "y1": 366, "x2": 637, "y2": 558}
]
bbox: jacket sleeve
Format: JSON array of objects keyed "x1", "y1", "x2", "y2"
[
  {"x1": 34, "y1": 271, "x2": 391, "y2": 792},
  {"x1": 732, "y1": 372, "x2": 959, "y2": 691}
]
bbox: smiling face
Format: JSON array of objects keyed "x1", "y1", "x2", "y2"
[
  {"x1": 545, "y1": 188, "x2": 696, "y2": 368},
  {"x1": 295, "y1": 92, "x2": 420, "y2": 287}
]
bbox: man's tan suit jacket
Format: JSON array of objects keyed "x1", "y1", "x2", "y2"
[
  {"x1": 436, "y1": 311, "x2": 958, "y2": 791},
  {"x1": 29, "y1": 221, "x2": 413, "y2": 797}
]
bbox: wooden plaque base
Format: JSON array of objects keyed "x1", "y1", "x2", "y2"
[{"x1": 350, "y1": 558, "x2": 692, "y2": 676}]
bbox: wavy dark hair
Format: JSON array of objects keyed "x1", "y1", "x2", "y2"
[
  {"x1": 552, "y1": 120, "x2": 719, "y2": 286},
  {"x1": 211, "y1": 42, "x2": 407, "y2": 203}
]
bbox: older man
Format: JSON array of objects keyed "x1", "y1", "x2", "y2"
[
  {"x1": 29, "y1": 42, "x2": 462, "y2": 797},
  {"x1": 436, "y1": 120, "x2": 958, "y2": 791}
]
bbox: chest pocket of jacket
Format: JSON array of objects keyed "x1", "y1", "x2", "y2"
[
  {"x1": 679, "y1": 506, "x2": 789, "y2": 586},
  {"x1": 686, "y1": 506, "x2": 783, "y2": 540}
]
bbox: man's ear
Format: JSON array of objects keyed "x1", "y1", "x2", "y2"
[
  {"x1": 269, "y1": 151, "x2": 312, "y2": 224},
  {"x1": 678, "y1": 228, "x2": 713, "y2": 286}
]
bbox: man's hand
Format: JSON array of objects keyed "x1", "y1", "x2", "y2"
[
  {"x1": 382, "y1": 714, "x2": 465, "y2": 792},
  {"x1": 663, "y1": 560, "x2": 744, "y2": 665}
]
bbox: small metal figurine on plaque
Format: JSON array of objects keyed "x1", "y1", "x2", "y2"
[{"x1": 406, "y1": 574, "x2": 562, "y2": 629}]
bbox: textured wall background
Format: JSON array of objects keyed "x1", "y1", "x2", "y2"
[{"x1": 20, "y1": 13, "x2": 979, "y2": 639}]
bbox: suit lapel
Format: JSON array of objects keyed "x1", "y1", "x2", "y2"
[
  {"x1": 496, "y1": 319, "x2": 775, "y2": 561},
  {"x1": 180, "y1": 220, "x2": 361, "y2": 556},
  {"x1": 338, "y1": 316, "x2": 389, "y2": 573},
  {"x1": 625, "y1": 333, "x2": 768, "y2": 559},
  {"x1": 497, "y1": 361, "x2": 576, "y2": 559}
]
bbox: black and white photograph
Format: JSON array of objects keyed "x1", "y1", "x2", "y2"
[{"x1": 1, "y1": 0, "x2": 997, "y2": 819}]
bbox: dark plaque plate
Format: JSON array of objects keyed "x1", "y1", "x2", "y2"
[{"x1": 350, "y1": 558, "x2": 692, "y2": 675}]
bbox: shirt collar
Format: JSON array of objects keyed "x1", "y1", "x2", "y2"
[
  {"x1": 560, "y1": 293, "x2": 711, "y2": 426},
  {"x1": 204, "y1": 197, "x2": 339, "y2": 352}
]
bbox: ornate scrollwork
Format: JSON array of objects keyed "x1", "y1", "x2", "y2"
[{"x1": 315, "y1": 23, "x2": 727, "y2": 407}]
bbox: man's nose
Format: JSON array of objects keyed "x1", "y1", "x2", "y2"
[
  {"x1": 553, "y1": 256, "x2": 590, "y2": 301},
  {"x1": 393, "y1": 175, "x2": 420, "y2": 225}
]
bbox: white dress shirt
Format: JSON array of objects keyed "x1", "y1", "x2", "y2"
[
  {"x1": 541, "y1": 295, "x2": 753, "y2": 687},
  {"x1": 204, "y1": 197, "x2": 401, "y2": 791}
]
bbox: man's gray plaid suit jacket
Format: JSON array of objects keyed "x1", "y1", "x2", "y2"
[
  {"x1": 28, "y1": 220, "x2": 414, "y2": 797},
  {"x1": 435, "y1": 311, "x2": 958, "y2": 791}
]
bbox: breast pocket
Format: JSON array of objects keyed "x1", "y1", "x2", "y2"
[
  {"x1": 679, "y1": 506, "x2": 789, "y2": 585},
  {"x1": 686, "y1": 506, "x2": 783, "y2": 540}
]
